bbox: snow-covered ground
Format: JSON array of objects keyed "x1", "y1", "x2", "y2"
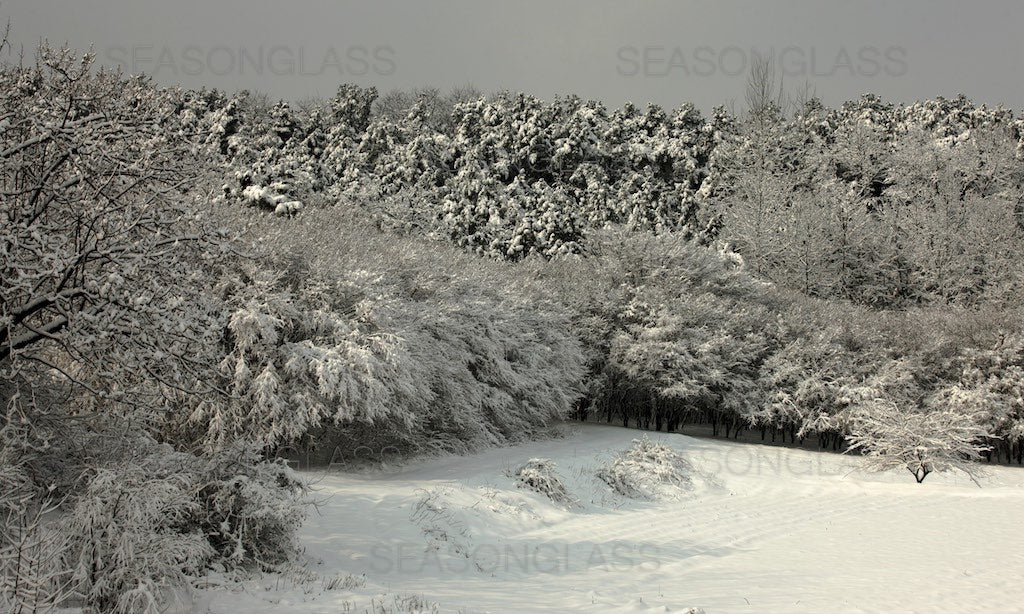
[{"x1": 194, "y1": 423, "x2": 1024, "y2": 613}]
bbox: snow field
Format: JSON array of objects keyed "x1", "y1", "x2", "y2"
[{"x1": 197, "y1": 423, "x2": 1024, "y2": 613}]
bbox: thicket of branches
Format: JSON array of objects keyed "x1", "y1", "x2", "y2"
[{"x1": 0, "y1": 46, "x2": 319, "y2": 613}]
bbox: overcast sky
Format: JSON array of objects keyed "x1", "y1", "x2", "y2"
[{"x1": 4, "y1": 0, "x2": 1022, "y2": 112}]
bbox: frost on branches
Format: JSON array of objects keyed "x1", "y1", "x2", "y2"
[
  {"x1": 194, "y1": 264, "x2": 413, "y2": 449},
  {"x1": 842, "y1": 363, "x2": 994, "y2": 484},
  {"x1": 597, "y1": 436, "x2": 696, "y2": 501},
  {"x1": 510, "y1": 458, "x2": 576, "y2": 508},
  {"x1": 0, "y1": 49, "x2": 225, "y2": 390},
  {"x1": 846, "y1": 396, "x2": 991, "y2": 484},
  {"x1": 0, "y1": 47, "x2": 307, "y2": 613}
]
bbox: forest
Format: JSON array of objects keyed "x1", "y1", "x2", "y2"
[{"x1": 2, "y1": 42, "x2": 1023, "y2": 612}]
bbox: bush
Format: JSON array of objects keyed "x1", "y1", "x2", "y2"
[
  {"x1": 65, "y1": 451, "x2": 216, "y2": 613},
  {"x1": 597, "y1": 437, "x2": 695, "y2": 500},
  {"x1": 68, "y1": 444, "x2": 307, "y2": 612},
  {"x1": 510, "y1": 458, "x2": 575, "y2": 507},
  {"x1": 1, "y1": 431, "x2": 308, "y2": 613},
  {"x1": 228, "y1": 207, "x2": 589, "y2": 453}
]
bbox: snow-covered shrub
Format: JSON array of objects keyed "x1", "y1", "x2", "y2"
[
  {"x1": 66, "y1": 451, "x2": 216, "y2": 613},
  {"x1": 196, "y1": 444, "x2": 309, "y2": 568},
  {"x1": 511, "y1": 458, "x2": 575, "y2": 507},
  {"x1": 190, "y1": 262, "x2": 413, "y2": 449},
  {"x1": 939, "y1": 334, "x2": 1024, "y2": 463},
  {"x1": 0, "y1": 461, "x2": 76, "y2": 613},
  {"x1": 597, "y1": 437, "x2": 695, "y2": 500},
  {"x1": 233, "y1": 207, "x2": 589, "y2": 454},
  {"x1": 61, "y1": 442, "x2": 307, "y2": 613},
  {"x1": 392, "y1": 289, "x2": 587, "y2": 449},
  {"x1": 844, "y1": 387, "x2": 992, "y2": 483}
]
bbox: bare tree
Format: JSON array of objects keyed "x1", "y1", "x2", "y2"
[
  {"x1": 788, "y1": 80, "x2": 818, "y2": 115},
  {"x1": 745, "y1": 51, "x2": 784, "y2": 121}
]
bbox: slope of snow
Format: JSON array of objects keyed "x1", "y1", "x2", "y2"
[{"x1": 194, "y1": 423, "x2": 1024, "y2": 613}]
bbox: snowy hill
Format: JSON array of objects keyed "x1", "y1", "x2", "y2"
[{"x1": 195, "y1": 423, "x2": 1024, "y2": 613}]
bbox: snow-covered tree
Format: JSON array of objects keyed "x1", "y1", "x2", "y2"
[
  {"x1": 939, "y1": 334, "x2": 1024, "y2": 463},
  {"x1": 842, "y1": 358, "x2": 993, "y2": 483},
  {"x1": 845, "y1": 392, "x2": 991, "y2": 483},
  {"x1": 0, "y1": 44, "x2": 311, "y2": 613},
  {"x1": 0, "y1": 48, "x2": 228, "y2": 416}
]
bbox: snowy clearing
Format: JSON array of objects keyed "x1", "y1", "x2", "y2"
[{"x1": 195, "y1": 423, "x2": 1024, "y2": 613}]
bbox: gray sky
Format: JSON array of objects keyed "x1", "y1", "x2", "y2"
[{"x1": 4, "y1": 0, "x2": 1023, "y2": 112}]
